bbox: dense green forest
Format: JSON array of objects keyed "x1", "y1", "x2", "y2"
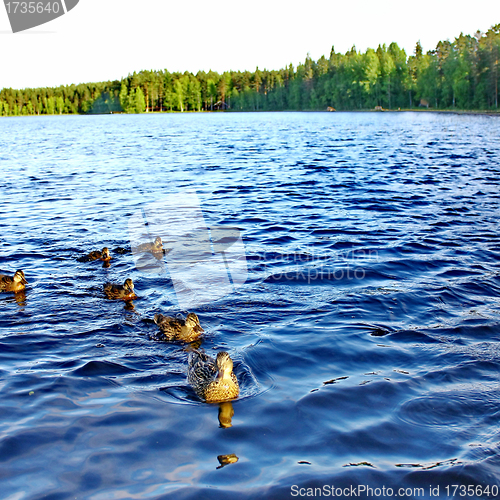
[{"x1": 1, "y1": 24, "x2": 499, "y2": 115}]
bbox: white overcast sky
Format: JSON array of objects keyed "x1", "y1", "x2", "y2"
[{"x1": 0, "y1": 0, "x2": 498, "y2": 90}]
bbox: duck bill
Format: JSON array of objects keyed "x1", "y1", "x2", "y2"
[
  {"x1": 195, "y1": 324, "x2": 204, "y2": 333},
  {"x1": 21, "y1": 277, "x2": 28, "y2": 284}
]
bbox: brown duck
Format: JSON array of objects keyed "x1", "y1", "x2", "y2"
[
  {"x1": 188, "y1": 351, "x2": 239, "y2": 403},
  {"x1": 153, "y1": 312, "x2": 204, "y2": 342},
  {"x1": 103, "y1": 278, "x2": 136, "y2": 301},
  {"x1": 0, "y1": 270, "x2": 27, "y2": 293},
  {"x1": 79, "y1": 247, "x2": 112, "y2": 262},
  {"x1": 135, "y1": 236, "x2": 164, "y2": 255}
]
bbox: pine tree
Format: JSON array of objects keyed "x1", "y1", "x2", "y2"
[
  {"x1": 134, "y1": 87, "x2": 146, "y2": 113},
  {"x1": 119, "y1": 82, "x2": 129, "y2": 112}
]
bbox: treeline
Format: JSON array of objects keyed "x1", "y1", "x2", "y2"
[{"x1": 1, "y1": 24, "x2": 499, "y2": 116}]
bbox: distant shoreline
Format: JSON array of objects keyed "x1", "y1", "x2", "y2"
[
  {"x1": 360, "y1": 108, "x2": 500, "y2": 117},
  {"x1": 0, "y1": 109, "x2": 499, "y2": 117}
]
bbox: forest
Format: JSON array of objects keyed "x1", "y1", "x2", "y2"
[{"x1": 1, "y1": 24, "x2": 499, "y2": 115}]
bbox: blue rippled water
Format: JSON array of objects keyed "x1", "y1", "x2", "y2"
[{"x1": 1, "y1": 111, "x2": 500, "y2": 499}]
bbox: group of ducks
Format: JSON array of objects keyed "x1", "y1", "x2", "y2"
[{"x1": 0, "y1": 238, "x2": 240, "y2": 404}]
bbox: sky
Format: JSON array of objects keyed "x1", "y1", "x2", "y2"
[{"x1": 0, "y1": 0, "x2": 498, "y2": 90}]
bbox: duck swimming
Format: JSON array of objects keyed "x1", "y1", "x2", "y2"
[
  {"x1": 153, "y1": 312, "x2": 204, "y2": 342},
  {"x1": 79, "y1": 247, "x2": 112, "y2": 262},
  {"x1": 103, "y1": 278, "x2": 136, "y2": 301},
  {"x1": 188, "y1": 351, "x2": 239, "y2": 403},
  {"x1": 135, "y1": 236, "x2": 164, "y2": 255},
  {"x1": 0, "y1": 270, "x2": 27, "y2": 293}
]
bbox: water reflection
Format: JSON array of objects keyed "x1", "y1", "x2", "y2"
[
  {"x1": 13, "y1": 290, "x2": 27, "y2": 308},
  {"x1": 216, "y1": 453, "x2": 239, "y2": 469},
  {"x1": 186, "y1": 339, "x2": 203, "y2": 350},
  {"x1": 124, "y1": 301, "x2": 136, "y2": 311},
  {"x1": 218, "y1": 401, "x2": 235, "y2": 428},
  {"x1": 395, "y1": 458, "x2": 459, "y2": 470},
  {"x1": 1, "y1": 290, "x2": 27, "y2": 308}
]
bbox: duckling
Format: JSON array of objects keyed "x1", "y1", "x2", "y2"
[
  {"x1": 79, "y1": 247, "x2": 112, "y2": 263},
  {"x1": 188, "y1": 351, "x2": 239, "y2": 403},
  {"x1": 103, "y1": 278, "x2": 136, "y2": 301},
  {"x1": 153, "y1": 312, "x2": 204, "y2": 342},
  {"x1": 0, "y1": 270, "x2": 27, "y2": 293},
  {"x1": 135, "y1": 236, "x2": 164, "y2": 255}
]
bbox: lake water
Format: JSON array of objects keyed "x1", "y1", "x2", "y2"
[{"x1": 1, "y1": 111, "x2": 500, "y2": 499}]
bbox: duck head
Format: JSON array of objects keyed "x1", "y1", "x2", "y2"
[
  {"x1": 186, "y1": 312, "x2": 204, "y2": 332},
  {"x1": 216, "y1": 352, "x2": 234, "y2": 380},
  {"x1": 101, "y1": 247, "x2": 111, "y2": 261},
  {"x1": 14, "y1": 270, "x2": 27, "y2": 285},
  {"x1": 124, "y1": 278, "x2": 134, "y2": 293},
  {"x1": 153, "y1": 236, "x2": 163, "y2": 251}
]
